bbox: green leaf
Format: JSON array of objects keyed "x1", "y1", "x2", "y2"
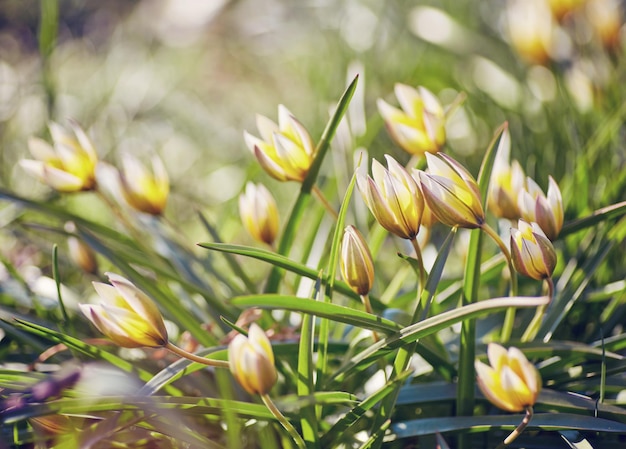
[{"x1": 559, "y1": 200, "x2": 626, "y2": 238}]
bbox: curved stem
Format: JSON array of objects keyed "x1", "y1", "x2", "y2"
[
  {"x1": 165, "y1": 342, "x2": 230, "y2": 368},
  {"x1": 496, "y1": 406, "x2": 533, "y2": 448},
  {"x1": 360, "y1": 294, "x2": 379, "y2": 342},
  {"x1": 312, "y1": 185, "x2": 338, "y2": 220},
  {"x1": 261, "y1": 394, "x2": 307, "y2": 449},
  {"x1": 521, "y1": 277, "x2": 554, "y2": 342},
  {"x1": 409, "y1": 237, "x2": 427, "y2": 296}
]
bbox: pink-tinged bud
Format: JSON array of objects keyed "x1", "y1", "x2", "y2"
[
  {"x1": 340, "y1": 225, "x2": 375, "y2": 296},
  {"x1": 238, "y1": 182, "x2": 280, "y2": 246},
  {"x1": 357, "y1": 155, "x2": 424, "y2": 240},
  {"x1": 510, "y1": 220, "x2": 557, "y2": 280},
  {"x1": 243, "y1": 105, "x2": 315, "y2": 182},
  {"x1": 80, "y1": 273, "x2": 168, "y2": 348},
  {"x1": 475, "y1": 343, "x2": 542, "y2": 412},
  {"x1": 377, "y1": 84, "x2": 445, "y2": 156},
  {"x1": 518, "y1": 176, "x2": 563, "y2": 240},
  {"x1": 119, "y1": 154, "x2": 170, "y2": 215},
  {"x1": 20, "y1": 122, "x2": 98, "y2": 192},
  {"x1": 228, "y1": 324, "x2": 278, "y2": 395},
  {"x1": 417, "y1": 153, "x2": 484, "y2": 228}
]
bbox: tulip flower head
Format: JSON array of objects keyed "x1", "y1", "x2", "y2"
[
  {"x1": 475, "y1": 343, "x2": 542, "y2": 413},
  {"x1": 228, "y1": 324, "x2": 278, "y2": 395},
  {"x1": 239, "y1": 182, "x2": 280, "y2": 246},
  {"x1": 510, "y1": 220, "x2": 557, "y2": 280},
  {"x1": 119, "y1": 154, "x2": 170, "y2": 215},
  {"x1": 357, "y1": 155, "x2": 424, "y2": 240},
  {"x1": 340, "y1": 225, "x2": 375, "y2": 296},
  {"x1": 244, "y1": 105, "x2": 315, "y2": 182},
  {"x1": 506, "y1": 0, "x2": 557, "y2": 65},
  {"x1": 487, "y1": 129, "x2": 526, "y2": 220},
  {"x1": 377, "y1": 84, "x2": 445, "y2": 156},
  {"x1": 518, "y1": 176, "x2": 563, "y2": 240},
  {"x1": 417, "y1": 153, "x2": 485, "y2": 229},
  {"x1": 20, "y1": 122, "x2": 98, "y2": 192},
  {"x1": 80, "y1": 273, "x2": 168, "y2": 348}
]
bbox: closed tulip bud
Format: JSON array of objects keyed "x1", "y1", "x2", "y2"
[
  {"x1": 377, "y1": 84, "x2": 445, "y2": 156},
  {"x1": 80, "y1": 273, "x2": 168, "y2": 348},
  {"x1": 488, "y1": 159, "x2": 525, "y2": 220},
  {"x1": 228, "y1": 324, "x2": 277, "y2": 395},
  {"x1": 239, "y1": 182, "x2": 280, "y2": 246},
  {"x1": 244, "y1": 105, "x2": 315, "y2": 182},
  {"x1": 119, "y1": 154, "x2": 169, "y2": 215},
  {"x1": 65, "y1": 222, "x2": 98, "y2": 275},
  {"x1": 518, "y1": 176, "x2": 563, "y2": 240},
  {"x1": 475, "y1": 343, "x2": 542, "y2": 413},
  {"x1": 340, "y1": 226, "x2": 375, "y2": 296},
  {"x1": 20, "y1": 122, "x2": 98, "y2": 192},
  {"x1": 417, "y1": 153, "x2": 484, "y2": 228},
  {"x1": 510, "y1": 220, "x2": 557, "y2": 280},
  {"x1": 357, "y1": 155, "x2": 424, "y2": 240}
]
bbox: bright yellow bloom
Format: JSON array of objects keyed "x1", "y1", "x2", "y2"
[
  {"x1": 518, "y1": 176, "x2": 563, "y2": 240},
  {"x1": 357, "y1": 155, "x2": 424, "y2": 240},
  {"x1": 417, "y1": 153, "x2": 484, "y2": 228},
  {"x1": 119, "y1": 154, "x2": 169, "y2": 215},
  {"x1": 506, "y1": 0, "x2": 556, "y2": 65},
  {"x1": 488, "y1": 129, "x2": 526, "y2": 220},
  {"x1": 228, "y1": 324, "x2": 277, "y2": 395},
  {"x1": 377, "y1": 84, "x2": 445, "y2": 156},
  {"x1": 475, "y1": 343, "x2": 542, "y2": 413},
  {"x1": 239, "y1": 182, "x2": 280, "y2": 245},
  {"x1": 80, "y1": 273, "x2": 168, "y2": 348},
  {"x1": 510, "y1": 220, "x2": 557, "y2": 280},
  {"x1": 340, "y1": 225, "x2": 375, "y2": 296},
  {"x1": 244, "y1": 105, "x2": 315, "y2": 182},
  {"x1": 20, "y1": 122, "x2": 98, "y2": 192}
]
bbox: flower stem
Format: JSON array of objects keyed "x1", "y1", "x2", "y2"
[
  {"x1": 312, "y1": 185, "x2": 338, "y2": 220},
  {"x1": 165, "y1": 342, "x2": 230, "y2": 368},
  {"x1": 409, "y1": 237, "x2": 427, "y2": 297},
  {"x1": 521, "y1": 277, "x2": 554, "y2": 342},
  {"x1": 360, "y1": 294, "x2": 379, "y2": 342},
  {"x1": 261, "y1": 394, "x2": 307, "y2": 449},
  {"x1": 496, "y1": 406, "x2": 533, "y2": 448}
]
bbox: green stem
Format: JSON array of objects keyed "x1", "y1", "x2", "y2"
[
  {"x1": 361, "y1": 294, "x2": 379, "y2": 342},
  {"x1": 165, "y1": 342, "x2": 230, "y2": 368},
  {"x1": 521, "y1": 277, "x2": 554, "y2": 342},
  {"x1": 409, "y1": 237, "x2": 427, "y2": 303},
  {"x1": 496, "y1": 406, "x2": 533, "y2": 448},
  {"x1": 312, "y1": 185, "x2": 338, "y2": 220},
  {"x1": 261, "y1": 394, "x2": 307, "y2": 449}
]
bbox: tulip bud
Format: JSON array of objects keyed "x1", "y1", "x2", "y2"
[
  {"x1": 238, "y1": 182, "x2": 280, "y2": 246},
  {"x1": 377, "y1": 84, "x2": 445, "y2": 156},
  {"x1": 340, "y1": 225, "x2": 375, "y2": 296},
  {"x1": 475, "y1": 343, "x2": 542, "y2": 412},
  {"x1": 20, "y1": 122, "x2": 98, "y2": 192},
  {"x1": 119, "y1": 154, "x2": 170, "y2": 215},
  {"x1": 357, "y1": 155, "x2": 424, "y2": 240},
  {"x1": 244, "y1": 105, "x2": 315, "y2": 182},
  {"x1": 510, "y1": 220, "x2": 557, "y2": 280},
  {"x1": 417, "y1": 153, "x2": 484, "y2": 228},
  {"x1": 228, "y1": 324, "x2": 277, "y2": 395},
  {"x1": 80, "y1": 273, "x2": 168, "y2": 348},
  {"x1": 518, "y1": 176, "x2": 563, "y2": 240}
]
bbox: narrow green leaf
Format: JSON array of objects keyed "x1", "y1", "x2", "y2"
[{"x1": 559, "y1": 200, "x2": 626, "y2": 238}]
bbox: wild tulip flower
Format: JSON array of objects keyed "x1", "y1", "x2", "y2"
[
  {"x1": 239, "y1": 182, "x2": 280, "y2": 246},
  {"x1": 518, "y1": 176, "x2": 563, "y2": 240},
  {"x1": 81, "y1": 273, "x2": 168, "y2": 348},
  {"x1": 20, "y1": 122, "x2": 98, "y2": 192},
  {"x1": 488, "y1": 129, "x2": 526, "y2": 220},
  {"x1": 377, "y1": 84, "x2": 445, "y2": 156},
  {"x1": 340, "y1": 225, "x2": 375, "y2": 296},
  {"x1": 244, "y1": 105, "x2": 315, "y2": 182},
  {"x1": 228, "y1": 324, "x2": 278, "y2": 395},
  {"x1": 510, "y1": 220, "x2": 557, "y2": 280},
  {"x1": 417, "y1": 152, "x2": 484, "y2": 229},
  {"x1": 506, "y1": 0, "x2": 556, "y2": 65},
  {"x1": 118, "y1": 154, "x2": 169, "y2": 215},
  {"x1": 475, "y1": 343, "x2": 541, "y2": 413},
  {"x1": 357, "y1": 155, "x2": 424, "y2": 240}
]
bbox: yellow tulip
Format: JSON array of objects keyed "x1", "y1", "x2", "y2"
[
  {"x1": 20, "y1": 122, "x2": 98, "y2": 192},
  {"x1": 417, "y1": 153, "x2": 484, "y2": 228},
  {"x1": 80, "y1": 273, "x2": 168, "y2": 348},
  {"x1": 119, "y1": 154, "x2": 170, "y2": 215},
  {"x1": 518, "y1": 176, "x2": 564, "y2": 240},
  {"x1": 506, "y1": 0, "x2": 556, "y2": 65},
  {"x1": 487, "y1": 129, "x2": 526, "y2": 220},
  {"x1": 377, "y1": 84, "x2": 445, "y2": 156},
  {"x1": 228, "y1": 324, "x2": 277, "y2": 395},
  {"x1": 510, "y1": 220, "x2": 557, "y2": 280},
  {"x1": 340, "y1": 225, "x2": 375, "y2": 296},
  {"x1": 238, "y1": 182, "x2": 280, "y2": 245},
  {"x1": 244, "y1": 105, "x2": 315, "y2": 182},
  {"x1": 475, "y1": 343, "x2": 541, "y2": 413},
  {"x1": 357, "y1": 155, "x2": 424, "y2": 240}
]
